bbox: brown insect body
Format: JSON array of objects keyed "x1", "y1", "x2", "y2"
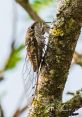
[
  {"x1": 25, "y1": 22, "x2": 46, "y2": 72},
  {"x1": 25, "y1": 23, "x2": 38, "y2": 72},
  {"x1": 34, "y1": 22, "x2": 45, "y2": 69}
]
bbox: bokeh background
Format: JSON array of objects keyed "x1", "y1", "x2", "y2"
[{"x1": 0, "y1": 0, "x2": 82, "y2": 117}]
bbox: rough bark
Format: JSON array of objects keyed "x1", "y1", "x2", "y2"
[{"x1": 28, "y1": 0, "x2": 82, "y2": 117}]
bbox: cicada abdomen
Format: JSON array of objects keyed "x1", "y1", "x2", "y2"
[
  {"x1": 25, "y1": 22, "x2": 39, "y2": 72},
  {"x1": 25, "y1": 22, "x2": 48, "y2": 72},
  {"x1": 34, "y1": 22, "x2": 46, "y2": 70}
]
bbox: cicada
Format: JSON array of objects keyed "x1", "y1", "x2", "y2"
[{"x1": 22, "y1": 21, "x2": 49, "y2": 109}]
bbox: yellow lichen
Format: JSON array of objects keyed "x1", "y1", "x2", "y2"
[
  {"x1": 65, "y1": 18, "x2": 76, "y2": 33},
  {"x1": 68, "y1": 18, "x2": 75, "y2": 28},
  {"x1": 50, "y1": 28, "x2": 64, "y2": 37}
]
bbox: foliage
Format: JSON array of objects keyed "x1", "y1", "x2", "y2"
[
  {"x1": 4, "y1": 45, "x2": 24, "y2": 70},
  {"x1": 30, "y1": 0, "x2": 55, "y2": 12}
]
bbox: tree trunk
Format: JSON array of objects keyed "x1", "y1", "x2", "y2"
[{"x1": 27, "y1": 0, "x2": 82, "y2": 117}]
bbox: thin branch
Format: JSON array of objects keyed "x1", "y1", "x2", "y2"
[
  {"x1": 0, "y1": 105, "x2": 4, "y2": 117},
  {"x1": 63, "y1": 92, "x2": 82, "y2": 116},
  {"x1": 16, "y1": 0, "x2": 43, "y2": 21},
  {"x1": 13, "y1": 105, "x2": 28, "y2": 117},
  {"x1": 72, "y1": 51, "x2": 82, "y2": 66}
]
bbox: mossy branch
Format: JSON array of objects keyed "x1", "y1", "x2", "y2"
[{"x1": 29, "y1": 0, "x2": 82, "y2": 117}]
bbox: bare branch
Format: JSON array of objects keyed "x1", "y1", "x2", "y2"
[
  {"x1": 16, "y1": 0, "x2": 43, "y2": 21},
  {"x1": 72, "y1": 51, "x2": 82, "y2": 66},
  {"x1": 0, "y1": 105, "x2": 4, "y2": 117},
  {"x1": 13, "y1": 105, "x2": 28, "y2": 117}
]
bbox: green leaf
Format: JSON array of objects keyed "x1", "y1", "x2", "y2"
[
  {"x1": 31, "y1": 0, "x2": 55, "y2": 12},
  {"x1": 5, "y1": 44, "x2": 24, "y2": 70},
  {"x1": 15, "y1": 44, "x2": 24, "y2": 52}
]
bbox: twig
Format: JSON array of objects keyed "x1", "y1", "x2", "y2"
[
  {"x1": 16, "y1": 0, "x2": 43, "y2": 21},
  {"x1": 13, "y1": 105, "x2": 28, "y2": 117},
  {"x1": 72, "y1": 51, "x2": 82, "y2": 66},
  {"x1": 63, "y1": 92, "x2": 82, "y2": 116},
  {"x1": 0, "y1": 105, "x2": 4, "y2": 117}
]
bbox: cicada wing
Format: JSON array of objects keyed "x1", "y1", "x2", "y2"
[{"x1": 22, "y1": 56, "x2": 38, "y2": 106}]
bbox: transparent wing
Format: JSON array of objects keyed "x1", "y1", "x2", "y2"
[
  {"x1": 22, "y1": 22, "x2": 49, "y2": 112},
  {"x1": 22, "y1": 56, "x2": 38, "y2": 107}
]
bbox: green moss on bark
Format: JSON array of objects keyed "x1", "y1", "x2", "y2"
[{"x1": 28, "y1": 0, "x2": 82, "y2": 116}]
